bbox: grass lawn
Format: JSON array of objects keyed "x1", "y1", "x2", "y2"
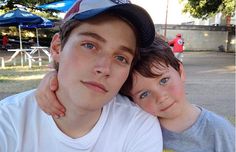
[{"x1": 0, "y1": 65, "x2": 50, "y2": 94}]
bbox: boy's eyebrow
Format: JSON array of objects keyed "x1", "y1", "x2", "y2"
[
  {"x1": 118, "y1": 46, "x2": 135, "y2": 56},
  {"x1": 78, "y1": 32, "x2": 135, "y2": 56},
  {"x1": 79, "y1": 32, "x2": 106, "y2": 43}
]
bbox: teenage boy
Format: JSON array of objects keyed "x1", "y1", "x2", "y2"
[{"x1": 0, "y1": 0, "x2": 162, "y2": 151}]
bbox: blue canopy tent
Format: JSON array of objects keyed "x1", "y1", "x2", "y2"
[
  {"x1": 21, "y1": 17, "x2": 54, "y2": 46},
  {"x1": 37, "y1": 0, "x2": 76, "y2": 12},
  {"x1": 0, "y1": 9, "x2": 44, "y2": 49}
]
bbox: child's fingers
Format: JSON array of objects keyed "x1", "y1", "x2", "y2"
[
  {"x1": 37, "y1": 94, "x2": 65, "y2": 117},
  {"x1": 46, "y1": 90, "x2": 66, "y2": 115},
  {"x1": 49, "y1": 71, "x2": 59, "y2": 91},
  {"x1": 36, "y1": 94, "x2": 53, "y2": 115},
  {"x1": 48, "y1": 72, "x2": 66, "y2": 115},
  {"x1": 36, "y1": 71, "x2": 65, "y2": 116}
]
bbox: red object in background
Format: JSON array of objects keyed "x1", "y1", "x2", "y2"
[
  {"x1": 2, "y1": 35, "x2": 9, "y2": 47},
  {"x1": 168, "y1": 34, "x2": 184, "y2": 53}
]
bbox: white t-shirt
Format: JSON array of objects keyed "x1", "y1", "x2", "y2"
[{"x1": 0, "y1": 90, "x2": 163, "y2": 152}]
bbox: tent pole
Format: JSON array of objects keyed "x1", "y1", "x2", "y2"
[
  {"x1": 36, "y1": 28, "x2": 39, "y2": 46},
  {"x1": 19, "y1": 24, "x2": 22, "y2": 50},
  {"x1": 19, "y1": 24, "x2": 24, "y2": 66}
]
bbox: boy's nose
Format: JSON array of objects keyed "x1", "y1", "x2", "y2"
[{"x1": 94, "y1": 55, "x2": 111, "y2": 77}]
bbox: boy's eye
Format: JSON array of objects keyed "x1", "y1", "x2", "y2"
[
  {"x1": 115, "y1": 56, "x2": 128, "y2": 64},
  {"x1": 83, "y1": 43, "x2": 95, "y2": 49},
  {"x1": 160, "y1": 77, "x2": 169, "y2": 85},
  {"x1": 139, "y1": 91, "x2": 150, "y2": 99}
]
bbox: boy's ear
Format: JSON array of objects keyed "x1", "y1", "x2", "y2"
[
  {"x1": 50, "y1": 33, "x2": 61, "y2": 63},
  {"x1": 179, "y1": 62, "x2": 186, "y2": 82}
]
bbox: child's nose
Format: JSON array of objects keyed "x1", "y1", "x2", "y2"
[{"x1": 154, "y1": 89, "x2": 168, "y2": 104}]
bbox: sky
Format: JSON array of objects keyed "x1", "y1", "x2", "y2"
[
  {"x1": 55, "y1": 0, "x2": 196, "y2": 25},
  {"x1": 132, "y1": 0, "x2": 192, "y2": 24}
]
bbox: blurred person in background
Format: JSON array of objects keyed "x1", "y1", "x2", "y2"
[
  {"x1": 168, "y1": 33, "x2": 184, "y2": 62},
  {"x1": 2, "y1": 34, "x2": 9, "y2": 50}
]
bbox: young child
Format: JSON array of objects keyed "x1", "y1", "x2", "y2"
[
  {"x1": 0, "y1": 0, "x2": 163, "y2": 151},
  {"x1": 37, "y1": 36, "x2": 235, "y2": 152},
  {"x1": 121, "y1": 36, "x2": 235, "y2": 152}
]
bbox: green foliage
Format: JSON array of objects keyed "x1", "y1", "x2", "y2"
[
  {"x1": 179, "y1": 0, "x2": 236, "y2": 19},
  {"x1": 0, "y1": 0, "x2": 60, "y2": 20},
  {"x1": 0, "y1": 0, "x2": 55, "y2": 8}
]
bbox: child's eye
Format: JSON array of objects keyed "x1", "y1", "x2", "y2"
[
  {"x1": 83, "y1": 43, "x2": 95, "y2": 49},
  {"x1": 160, "y1": 77, "x2": 170, "y2": 85},
  {"x1": 139, "y1": 91, "x2": 150, "y2": 99},
  {"x1": 115, "y1": 56, "x2": 128, "y2": 64}
]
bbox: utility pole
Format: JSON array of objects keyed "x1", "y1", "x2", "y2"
[{"x1": 164, "y1": 0, "x2": 169, "y2": 38}]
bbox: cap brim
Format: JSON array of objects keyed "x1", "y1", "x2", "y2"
[{"x1": 72, "y1": 4, "x2": 155, "y2": 48}]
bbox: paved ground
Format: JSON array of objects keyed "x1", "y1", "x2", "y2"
[
  {"x1": 0, "y1": 51, "x2": 235, "y2": 119},
  {"x1": 183, "y1": 51, "x2": 235, "y2": 119}
]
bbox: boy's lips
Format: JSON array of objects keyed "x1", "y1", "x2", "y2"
[{"x1": 81, "y1": 81, "x2": 108, "y2": 93}]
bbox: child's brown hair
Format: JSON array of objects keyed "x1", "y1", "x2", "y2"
[{"x1": 120, "y1": 35, "x2": 181, "y2": 99}]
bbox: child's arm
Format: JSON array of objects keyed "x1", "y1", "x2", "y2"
[{"x1": 35, "y1": 71, "x2": 66, "y2": 118}]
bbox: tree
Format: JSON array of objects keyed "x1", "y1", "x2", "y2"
[
  {"x1": 179, "y1": 0, "x2": 235, "y2": 20},
  {"x1": 0, "y1": 0, "x2": 55, "y2": 8},
  {"x1": 0, "y1": 0, "x2": 60, "y2": 19}
]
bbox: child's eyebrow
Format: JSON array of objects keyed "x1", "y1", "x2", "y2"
[
  {"x1": 131, "y1": 71, "x2": 167, "y2": 96},
  {"x1": 132, "y1": 89, "x2": 145, "y2": 97}
]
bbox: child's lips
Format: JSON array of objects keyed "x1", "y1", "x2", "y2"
[
  {"x1": 160, "y1": 102, "x2": 176, "y2": 111},
  {"x1": 81, "y1": 81, "x2": 108, "y2": 93}
]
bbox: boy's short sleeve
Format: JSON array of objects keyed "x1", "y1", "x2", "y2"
[{"x1": 125, "y1": 113, "x2": 163, "y2": 152}]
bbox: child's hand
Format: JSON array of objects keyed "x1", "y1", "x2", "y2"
[{"x1": 35, "y1": 70, "x2": 66, "y2": 118}]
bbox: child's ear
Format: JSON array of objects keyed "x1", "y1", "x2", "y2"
[
  {"x1": 179, "y1": 62, "x2": 186, "y2": 82},
  {"x1": 50, "y1": 33, "x2": 61, "y2": 63}
]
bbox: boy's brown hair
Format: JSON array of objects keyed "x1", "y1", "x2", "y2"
[
  {"x1": 120, "y1": 35, "x2": 181, "y2": 99},
  {"x1": 54, "y1": 15, "x2": 140, "y2": 71},
  {"x1": 52, "y1": 19, "x2": 81, "y2": 71}
]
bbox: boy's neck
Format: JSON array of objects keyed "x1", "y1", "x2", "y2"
[
  {"x1": 53, "y1": 109, "x2": 102, "y2": 138},
  {"x1": 53, "y1": 89, "x2": 102, "y2": 138}
]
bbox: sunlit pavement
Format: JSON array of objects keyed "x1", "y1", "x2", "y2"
[{"x1": 183, "y1": 51, "x2": 235, "y2": 118}]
